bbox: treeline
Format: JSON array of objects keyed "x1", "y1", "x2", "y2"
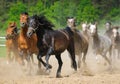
[{"x1": 0, "y1": 0, "x2": 120, "y2": 30}]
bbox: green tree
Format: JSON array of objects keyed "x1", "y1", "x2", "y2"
[{"x1": 4, "y1": 1, "x2": 27, "y2": 29}]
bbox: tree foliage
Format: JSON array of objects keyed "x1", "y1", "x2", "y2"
[{"x1": 0, "y1": 0, "x2": 119, "y2": 30}]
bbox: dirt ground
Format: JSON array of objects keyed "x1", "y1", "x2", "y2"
[{"x1": 0, "y1": 50, "x2": 120, "y2": 84}]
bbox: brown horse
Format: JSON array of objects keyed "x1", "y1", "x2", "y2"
[
  {"x1": 5, "y1": 22, "x2": 19, "y2": 64},
  {"x1": 67, "y1": 18, "x2": 88, "y2": 68},
  {"x1": 27, "y1": 15, "x2": 77, "y2": 78},
  {"x1": 18, "y1": 12, "x2": 38, "y2": 70}
]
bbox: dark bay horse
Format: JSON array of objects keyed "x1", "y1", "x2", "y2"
[
  {"x1": 67, "y1": 18, "x2": 88, "y2": 68},
  {"x1": 18, "y1": 12, "x2": 38, "y2": 72},
  {"x1": 27, "y1": 15, "x2": 77, "y2": 78},
  {"x1": 5, "y1": 22, "x2": 20, "y2": 64}
]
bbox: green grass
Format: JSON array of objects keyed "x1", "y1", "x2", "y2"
[{"x1": 0, "y1": 46, "x2": 6, "y2": 57}]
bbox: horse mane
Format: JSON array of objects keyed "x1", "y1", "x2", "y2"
[{"x1": 33, "y1": 15, "x2": 55, "y2": 30}]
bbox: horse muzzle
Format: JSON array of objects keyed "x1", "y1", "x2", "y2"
[
  {"x1": 20, "y1": 22, "x2": 26, "y2": 27},
  {"x1": 27, "y1": 28, "x2": 34, "y2": 38}
]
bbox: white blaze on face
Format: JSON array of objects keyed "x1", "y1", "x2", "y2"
[
  {"x1": 90, "y1": 24, "x2": 96, "y2": 34},
  {"x1": 105, "y1": 23, "x2": 110, "y2": 30},
  {"x1": 112, "y1": 28, "x2": 117, "y2": 37},
  {"x1": 82, "y1": 23, "x2": 87, "y2": 31},
  {"x1": 67, "y1": 19, "x2": 75, "y2": 28}
]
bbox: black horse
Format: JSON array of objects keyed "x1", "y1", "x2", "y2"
[{"x1": 27, "y1": 15, "x2": 77, "y2": 78}]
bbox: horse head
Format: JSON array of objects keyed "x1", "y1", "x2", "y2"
[
  {"x1": 105, "y1": 22, "x2": 112, "y2": 31},
  {"x1": 89, "y1": 23, "x2": 98, "y2": 37},
  {"x1": 6, "y1": 22, "x2": 18, "y2": 39},
  {"x1": 81, "y1": 22, "x2": 89, "y2": 32},
  {"x1": 27, "y1": 15, "x2": 54, "y2": 38},
  {"x1": 67, "y1": 17, "x2": 76, "y2": 29},
  {"x1": 112, "y1": 26, "x2": 120, "y2": 38},
  {"x1": 20, "y1": 12, "x2": 29, "y2": 28}
]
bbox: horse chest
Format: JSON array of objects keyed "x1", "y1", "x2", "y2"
[{"x1": 19, "y1": 36, "x2": 30, "y2": 49}]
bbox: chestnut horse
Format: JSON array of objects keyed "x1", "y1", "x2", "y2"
[
  {"x1": 67, "y1": 18, "x2": 88, "y2": 68},
  {"x1": 18, "y1": 12, "x2": 38, "y2": 72},
  {"x1": 27, "y1": 15, "x2": 77, "y2": 78},
  {"x1": 5, "y1": 22, "x2": 19, "y2": 64}
]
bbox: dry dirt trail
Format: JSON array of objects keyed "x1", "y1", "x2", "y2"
[{"x1": 0, "y1": 50, "x2": 120, "y2": 84}]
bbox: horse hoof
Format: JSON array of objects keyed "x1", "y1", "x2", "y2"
[
  {"x1": 45, "y1": 69, "x2": 51, "y2": 74},
  {"x1": 48, "y1": 64, "x2": 52, "y2": 69},
  {"x1": 56, "y1": 75, "x2": 63, "y2": 78}
]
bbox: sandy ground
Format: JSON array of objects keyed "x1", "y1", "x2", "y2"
[{"x1": 0, "y1": 50, "x2": 120, "y2": 84}]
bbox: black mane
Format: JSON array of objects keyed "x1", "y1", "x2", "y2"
[{"x1": 32, "y1": 15, "x2": 55, "y2": 30}]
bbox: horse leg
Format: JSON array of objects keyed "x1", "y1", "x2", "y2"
[
  {"x1": 78, "y1": 53, "x2": 82, "y2": 68},
  {"x1": 101, "y1": 53, "x2": 111, "y2": 65},
  {"x1": 82, "y1": 51, "x2": 87, "y2": 67},
  {"x1": 45, "y1": 47, "x2": 53, "y2": 71},
  {"x1": 30, "y1": 54, "x2": 35, "y2": 64},
  {"x1": 37, "y1": 53, "x2": 52, "y2": 69},
  {"x1": 118, "y1": 49, "x2": 120, "y2": 59},
  {"x1": 67, "y1": 44, "x2": 77, "y2": 71},
  {"x1": 55, "y1": 54, "x2": 63, "y2": 78},
  {"x1": 117, "y1": 49, "x2": 120, "y2": 59},
  {"x1": 6, "y1": 49, "x2": 11, "y2": 64},
  {"x1": 26, "y1": 52, "x2": 32, "y2": 75}
]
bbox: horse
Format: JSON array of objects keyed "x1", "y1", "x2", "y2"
[
  {"x1": 88, "y1": 23, "x2": 112, "y2": 66},
  {"x1": 27, "y1": 15, "x2": 77, "y2": 78},
  {"x1": 5, "y1": 22, "x2": 20, "y2": 64},
  {"x1": 67, "y1": 17, "x2": 88, "y2": 68},
  {"x1": 111, "y1": 26, "x2": 120, "y2": 59},
  {"x1": 104, "y1": 22, "x2": 113, "y2": 39},
  {"x1": 81, "y1": 22, "x2": 90, "y2": 41},
  {"x1": 18, "y1": 12, "x2": 38, "y2": 73}
]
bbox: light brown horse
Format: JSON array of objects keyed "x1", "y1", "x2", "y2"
[
  {"x1": 67, "y1": 17, "x2": 88, "y2": 68},
  {"x1": 6, "y1": 22, "x2": 20, "y2": 64},
  {"x1": 18, "y1": 12, "x2": 38, "y2": 68}
]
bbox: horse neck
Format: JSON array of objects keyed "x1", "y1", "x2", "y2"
[
  {"x1": 20, "y1": 26, "x2": 28, "y2": 37},
  {"x1": 36, "y1": 28, "x2": 45, "y2": 41},
  {"x1": 105, "y1": 29, "x2": 112, "y2": 36},
  {"x1": 89, "y1": 33, "x2": 100, "y2": 49}
]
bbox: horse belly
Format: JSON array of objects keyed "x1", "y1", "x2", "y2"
[{"x1": 54, "y1": 40, "x2": 68, "y2": 52}]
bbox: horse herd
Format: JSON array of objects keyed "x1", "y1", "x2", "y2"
[{"x1": 5, "y1": 12, "x2": 120, "y2": 78}]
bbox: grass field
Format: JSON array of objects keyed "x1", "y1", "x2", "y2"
[{"x1": 0, "y1": 47, "x2": 6, "y2": 57}]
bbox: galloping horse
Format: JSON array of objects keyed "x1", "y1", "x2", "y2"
[
  {"x1": 27, "y1": 15, "x2": 77, "y2": 78},
  {"x1": 6, "y1": 22, "x2": 19, "y2": 64},
  {"x1": 111, "y1": 26, "x2": 120, "y2": 59},
  {"x1": 67, "y1": 17, "x2": 88, "y2": 68},
  {"x1": 88, "y1": 23, "x2": 112, "y2": 66},
  {"x1": 18, "y1": 12, "x2": 38, "y2": 70}
]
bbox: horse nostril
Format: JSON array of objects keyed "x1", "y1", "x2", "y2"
[{"x1": 22, "y1": 22, "x2": 25, "y2": 25}]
